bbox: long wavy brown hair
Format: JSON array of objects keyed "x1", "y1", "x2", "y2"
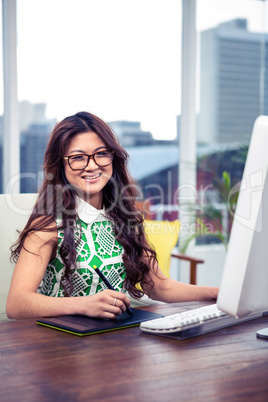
[{"x1": 11, "y1": 111, "x2": 157, "y2": 298}]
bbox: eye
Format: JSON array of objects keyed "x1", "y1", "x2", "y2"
[
  {"x1": 97, "y1": 150, "x2": 110, "y2": 157},
  {"x1": 70, "y1": 154, "x2": 86, "y2": 161}
]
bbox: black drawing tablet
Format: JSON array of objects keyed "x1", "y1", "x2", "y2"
[{"x1": 37, "y1": 308, "x2": 163, "y2": 336}]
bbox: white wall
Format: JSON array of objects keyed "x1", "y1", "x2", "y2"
[
  {"x1": 176, "y1": 244, "x2": 227, "y2": 287},
  {"x1": 0, "y1": 194, "x2": 37, "y2": 321}
]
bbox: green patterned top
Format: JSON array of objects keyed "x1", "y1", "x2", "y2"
[{"x1": 38, "y1": 197, "x2": 126, "y2": 297}]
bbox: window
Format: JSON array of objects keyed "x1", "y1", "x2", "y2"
[
  {"x1": 195, "y1": 0, "x2": 266, "y2": 245},
  {"x1": 13, "y1": 0, "x2": 181, "y2": 193}
]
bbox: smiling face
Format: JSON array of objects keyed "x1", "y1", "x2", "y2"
[{"x1": 64, "y1": 131, "x2": 113, "y2": 209}]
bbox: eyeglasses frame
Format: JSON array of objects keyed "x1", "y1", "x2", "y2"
[{"x1": 63, "y1": 150, "x2": 114, "y2": 170}]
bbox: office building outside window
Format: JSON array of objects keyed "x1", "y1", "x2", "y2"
[
  {"x1": 198, "y1": 18, "x2": 267, "y2": 145},
  {"x1": 0, "y1": 0, "x2": 266, "y2": 208}
]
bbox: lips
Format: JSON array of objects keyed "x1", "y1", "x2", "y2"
[{"x1": 81, "y1": 173, "x2": 102, "y2": 181}]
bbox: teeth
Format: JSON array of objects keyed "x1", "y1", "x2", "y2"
[{"x1": 83, "y1": 173, "x2": 101, "y2": 180}]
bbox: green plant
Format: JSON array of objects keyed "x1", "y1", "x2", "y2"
[{"x1": 180, "y1": 171, "x2": 240, "y2": 253}]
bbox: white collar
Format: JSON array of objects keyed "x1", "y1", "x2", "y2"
[{"x1": 76, "y1": 196, "x2": 106, "y2": 224}]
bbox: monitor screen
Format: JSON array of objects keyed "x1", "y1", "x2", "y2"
[{"x1": 217, "y1": 116, "x2": 268, "y2": 338}]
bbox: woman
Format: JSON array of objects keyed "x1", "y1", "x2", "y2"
[{"x1": 6, "y1": 111, "x2": 218, "y2": 319}]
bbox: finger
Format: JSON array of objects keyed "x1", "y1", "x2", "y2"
[
  {"x1": 109, "y1": 297, "x2": 126, "y2": 315},
  {"x1": 99, "y1": 311, "x2": 118, "y2": 319},
  {"x1": 104, "y1": 289, "x2": 131, "y2": 304},
  {"x1": 110, "y1": 292, "x2": 131, "y2": 307},
  {"x1": 99, "y1": 301, "x2": 121, "y2": 318}
]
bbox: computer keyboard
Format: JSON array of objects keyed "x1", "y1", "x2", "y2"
[{"x1": 140, "y1": 304, "x2": 263, "y2": 340}]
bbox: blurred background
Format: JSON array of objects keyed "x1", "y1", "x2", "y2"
[{"x1": 1, "y1": 0, "x2": 267, "y2": 285}]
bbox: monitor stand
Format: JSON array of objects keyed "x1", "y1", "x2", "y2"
[{"x1": 256, "y1": 327, "x2": 268, "y2": 340}]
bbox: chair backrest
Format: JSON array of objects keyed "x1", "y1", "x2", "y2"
[
  {"x1": 144, "y1": 219, "x2": 180, "y2": 277},
  {"x1": 0, "y1": 193, "x2": 38, "y2": 320}
]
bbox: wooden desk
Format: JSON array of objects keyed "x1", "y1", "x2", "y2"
[{"x1": 1, "y1": 301, "x2": 268, "y2": 401}]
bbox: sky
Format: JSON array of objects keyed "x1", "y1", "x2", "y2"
[{"x1": 0, "y1": 0, "x2": 266, "y2": 139}]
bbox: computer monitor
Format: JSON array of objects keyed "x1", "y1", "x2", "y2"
[{"x1": 217, "y1": 115, "x2": 268, "y2": 339}]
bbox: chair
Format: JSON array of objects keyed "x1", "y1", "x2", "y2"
[
  {"x1": 0, "y1": 193, "x2": 37, "y2": 320},
  {"x1": 137, "y1": 200, "x2": 204, "y2": 285}
]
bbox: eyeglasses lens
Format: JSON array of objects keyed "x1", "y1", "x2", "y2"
[{"x1": 69, "y1": 152, "x2": 113, "y2": 169}]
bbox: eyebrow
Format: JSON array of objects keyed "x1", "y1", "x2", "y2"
[{"x1": 68, "y1": 146, "x2": 108, "y2": 155}]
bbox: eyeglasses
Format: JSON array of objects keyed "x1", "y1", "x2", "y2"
[{"x1": 63, "y1": 150, "x2": 114, "y2": 170}]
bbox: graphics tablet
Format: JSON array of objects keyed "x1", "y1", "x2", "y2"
[{"x1": 37, "y1": 308, "x2": 163, "y2": 336}]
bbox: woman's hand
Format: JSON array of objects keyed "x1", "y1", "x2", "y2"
[{"x1": 81, "y1": 289, "x2": 131, "y2": 319}]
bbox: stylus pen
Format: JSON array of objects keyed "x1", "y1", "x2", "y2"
[{"x1": 93, "y1": 265, "x2": 133, "y2": 317}]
